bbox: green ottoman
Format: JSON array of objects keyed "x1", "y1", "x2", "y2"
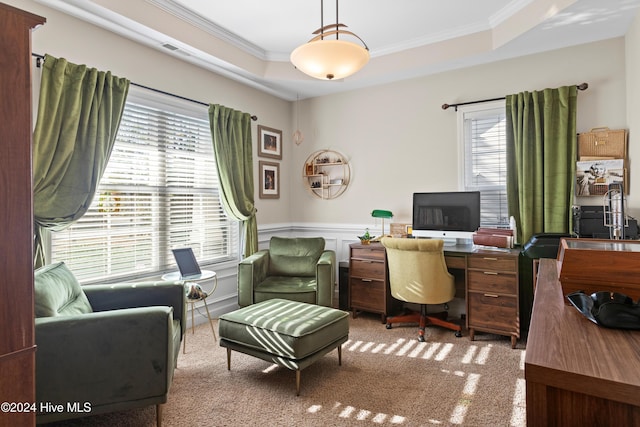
[{"x1": 218, "y1": 298, "x2": 349, "y2": 395}]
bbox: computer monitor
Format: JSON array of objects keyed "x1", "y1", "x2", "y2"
[{"x1": 412, "y1": 191, "x2": 481, "y2": 241}]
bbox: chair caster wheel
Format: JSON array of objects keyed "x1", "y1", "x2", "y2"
[
  {"x1": 385, "y1": 323, "x2": 392, "y2": 329},
  {"x1": 455, "y1": 331, "x2": 462, "y2": 338}
]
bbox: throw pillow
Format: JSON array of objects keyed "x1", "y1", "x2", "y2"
[{"x1": 34, "y1": 261, "x2": 93, "y2": 317}]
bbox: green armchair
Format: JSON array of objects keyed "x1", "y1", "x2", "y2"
[
  {"x1": 34, "y1": 262, "x2": 186, "y2": 426},
  {"x1": 237, "y1": 236, "x2": 336, "y2": 307}
]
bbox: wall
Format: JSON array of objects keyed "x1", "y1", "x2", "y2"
[{"x1": 292, "y1": 38, "x2": 631, "y2": 230}]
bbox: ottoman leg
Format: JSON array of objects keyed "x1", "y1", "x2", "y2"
[
  {"x1": 226, "y1": 348, "x2": 232, "y2": 370},
  {"x1": 296, "y1": 370, "x2": 301, "y2": 396},
  {"x1": 338, "y1": 345, "x2": 342, "y2": 366}
]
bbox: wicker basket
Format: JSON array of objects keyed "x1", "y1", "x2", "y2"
[
  {"x1": 587, "y1": 183, "x2": 609, "y2": 196},
  {"x1": 577, "y1": 127, "x2": 629, "y2": 194},
  {"x1": 578, "y1": 127, "x2": 627, "y2": 159}
]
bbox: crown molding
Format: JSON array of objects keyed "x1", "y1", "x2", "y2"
[
  {"x1": 489, "y1": 0, "x2": 533, "y2": 27},
  {"x1": 147, "y1": 0, "x2": 268, "y2": 60}
]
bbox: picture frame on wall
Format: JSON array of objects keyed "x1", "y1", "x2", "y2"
[
  {"x1": 257, "y1": 125, "x2": 282, "y2": 159},
  {"x1": 576, "y1": 159, "x2": 625, "y2": 196},
  {"x1": 259, "y1": 161, "x2": 279, "y2": 199}
]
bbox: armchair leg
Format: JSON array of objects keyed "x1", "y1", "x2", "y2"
[
  {"x1": 183, "y1": 326, "x2": 187, "y2": 354},
  {"x1": 156, "y1": 404, "x2": 163, "y2": 427}
]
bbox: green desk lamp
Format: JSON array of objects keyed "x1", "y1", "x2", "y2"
[{"x1": 371, "y1": 209, "x2": 393, "y2": 239}]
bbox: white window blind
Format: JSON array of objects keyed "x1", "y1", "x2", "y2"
[
  {"x1": 51, "y1": 88, "x2": 239, "y2": 283},
  {"x1": 459, "y1": 101, "x2": 509, "y2": 228}
]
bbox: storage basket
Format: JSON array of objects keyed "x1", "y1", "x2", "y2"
[
  {"x1": 587, "y1": 183, "x2": 609, "y2": 196},
  {"x1": 578, "y1": 127, "x2": 627, "y2": 159}
]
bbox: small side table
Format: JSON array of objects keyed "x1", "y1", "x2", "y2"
[{"x1": 162, "y1": 270, "x2": 218, "y2": 353}]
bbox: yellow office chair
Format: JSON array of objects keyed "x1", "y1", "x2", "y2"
[{"x1": 381, "y1": 237, "x2": 462, "y2": 341}]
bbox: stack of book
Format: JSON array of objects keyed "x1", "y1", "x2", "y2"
[{"x1": 472, "y1": 227, "x2": 514, "y2": 249}]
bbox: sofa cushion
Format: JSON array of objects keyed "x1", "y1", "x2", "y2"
[
  {"x1": 34, "y1": 262, "x2": 93, "y2": 317},
  {"x1": 268, "y1": 237, "x2": 325, "y2": 277},
  {"x1": 254, "y1": 276, "x2": 318, "y2": 305}
]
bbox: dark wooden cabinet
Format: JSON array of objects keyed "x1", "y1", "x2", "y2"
[
  {"x1": 348, "y1": 243, "x2": 399, "y2": 322},
  {"x1": 0, "y1": 4, "x2": 45, "y2": 426},
  {"x1": 466, "y1": 252, "x2": 520, "y2": 348}
]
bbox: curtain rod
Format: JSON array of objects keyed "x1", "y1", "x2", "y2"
[
  {"x1": 31, "y1": 53, "x2": 258, "y2": 121},
  {"x1": 441, "y1": 82, "x2": 589, "y2": 112}
]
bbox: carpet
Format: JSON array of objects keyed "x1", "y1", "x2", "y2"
[{"x1": 43, "y1": 312, "x2": 526, "y2": 426}]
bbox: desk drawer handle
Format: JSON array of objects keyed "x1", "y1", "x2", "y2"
[
  {"x1": 361, "y1": 279, "x2": 373, "y2": 282},
  {"x1": 483, "y1": 271, "x2": 499, "y2": 275},
  {"x1": 484, "y1": 293, "x2": 499, "y2": 298},
  {"x1": 483, "y1": 257, "x2": 499, "y2": 261}
]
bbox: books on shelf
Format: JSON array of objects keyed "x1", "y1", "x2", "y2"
[{"x1": 473, "y1": 227, "x2": 514, "y2": 249}]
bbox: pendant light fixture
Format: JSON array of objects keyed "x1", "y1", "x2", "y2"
[{"x1": 290, "y1": 0, "x2": 369, "y2": 80}]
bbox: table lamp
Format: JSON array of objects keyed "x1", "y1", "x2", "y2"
[{"x1": 371, "y1": 209, "x2": 393, "y2": 238}]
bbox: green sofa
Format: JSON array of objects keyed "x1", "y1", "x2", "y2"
[
  {"x1": 237, "y1": 236, "x2": 336, "y2": 307},
  {"x1": 34, "y1": 262, "x2": 186, "y2": 426}
]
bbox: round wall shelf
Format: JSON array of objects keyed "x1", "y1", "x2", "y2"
[{"x1": 302, "y1": 149, "x2": 351, "y2": 199}]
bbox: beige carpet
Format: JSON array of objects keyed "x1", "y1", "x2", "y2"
[{"x1": 44, "y1": 313, "x2": 526, "y2": 426}]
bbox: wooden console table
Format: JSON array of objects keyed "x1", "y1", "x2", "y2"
[{"x1": 525, "y1": 258, "x2": 640, "y2": 426}]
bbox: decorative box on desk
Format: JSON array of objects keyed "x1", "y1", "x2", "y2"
[{"x1": 557, "y1": 238, "x2": 640, "y2": 302}]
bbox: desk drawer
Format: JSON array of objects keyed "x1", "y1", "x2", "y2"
[
  {"x1": 467, "y1": 291, "x2": 518, "y2": 332},
  {"x1": 468, "y1": 255, "x2": 517, "y2": 272},
  {"x1": 445, "y1": 255, "x2": 466, "y2": 270},
  {"x1": 350, "y1": 259, "x2": 385, "y2": 278},
  {"x1": 351, "y1": 247, "x2": 385, "y2": 261},
  {"x1": 467, "y1": 270, "x2": 517, "y2": 294},
  {"x1": 349, "y1": 278, "x2": 385, "y2": 310}
]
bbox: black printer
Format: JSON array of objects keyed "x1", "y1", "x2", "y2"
[{"x1": 572, "y1": 205, "x2": 639, "y2": 239}]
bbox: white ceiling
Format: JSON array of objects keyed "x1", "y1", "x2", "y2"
[{"x1": 35, "y1": 0, "x2": 640, "y2": 100}]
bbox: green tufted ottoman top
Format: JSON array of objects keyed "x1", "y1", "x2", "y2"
[{"x1": 219, "y1": 299, "x2": 349, "y2": 361}]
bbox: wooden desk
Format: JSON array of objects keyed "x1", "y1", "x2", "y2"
[
  {"x1": 348, "y1": 242, "x2": 520, "y2": 347},
  {"x1": 525, "y1": 258, "x2": 640, "y2": 426}
]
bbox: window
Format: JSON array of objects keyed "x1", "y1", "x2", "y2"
[
  {"x1": 458, "y1": 101, "x2": 509, "y2": 228},
  {"x1": 51, "y1": 87, "x2": 239, "y2": 283}
]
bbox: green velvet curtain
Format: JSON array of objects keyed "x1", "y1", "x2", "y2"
[
  {"x1": 208, "y1": 104, "x2": 258, "y2": 258},
  {"x1": 505, "y1": 85, "x2": 577, "y2": 245},
  {"x1": 33, "y1": 54, "x2": 130, "y2": 267}
]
